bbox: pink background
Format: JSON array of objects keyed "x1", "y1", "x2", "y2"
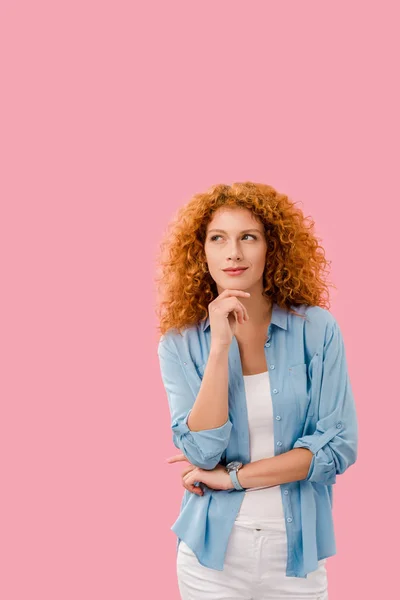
[{"x1": 1, "y1": 1, "x2": 397, "y2": 598}]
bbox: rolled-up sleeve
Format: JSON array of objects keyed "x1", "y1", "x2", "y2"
[
  {"x1": 293, "y1": 318, "x2": 358, "y2": 485},
  {"x1": 158, "y1": 335, "x2": 233, "y2": 470}
]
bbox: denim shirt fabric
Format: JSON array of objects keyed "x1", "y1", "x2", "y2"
[{"x1": 157, "y1": 303, "x2": 358, "y2": 578}]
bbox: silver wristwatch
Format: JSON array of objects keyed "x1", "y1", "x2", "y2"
[{"x1": 225, "y1": 460, "x2": 245, "y2": 490}]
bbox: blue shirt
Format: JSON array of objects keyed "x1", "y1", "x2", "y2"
[{"x1": 157, "y1": 303, "x2": 358, "y2": 578}]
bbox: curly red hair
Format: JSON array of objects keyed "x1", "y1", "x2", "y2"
[{"x1": 155, "y1": 181, "x2": 334, "y2": 336}]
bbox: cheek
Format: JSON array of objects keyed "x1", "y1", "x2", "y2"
[
  {"x1": 251, "y1": 251, "x2": 267, "y2": 272},
  {"x1": 204, "y1": 249, "x2": 219, "y2": 270},
  {"x1": 205, "y1": 258, "x2": 218, "y2": 274}
]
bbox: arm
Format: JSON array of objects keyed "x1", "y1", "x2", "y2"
[
  {"x1": 237, "y1": 317, "x2": 358, "y2": 489},
  {"x1": 158, "y1": 335, "x2": 232, "y2": 470},
  {"x1": 235, "y1": 448, "x2": 313, "y2": 489}
]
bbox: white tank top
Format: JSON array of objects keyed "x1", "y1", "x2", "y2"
[{"x1": 234, "y1": 370, "x2": 285, "y2": 524}]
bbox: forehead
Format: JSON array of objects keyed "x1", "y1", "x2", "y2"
[{"x1": 207, "y1": 207, "x2": 262, "y2": 230}]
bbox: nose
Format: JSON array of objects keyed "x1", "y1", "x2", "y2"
[{"x1": 227, "y1": 243, "x2": 243, "y2": 261}]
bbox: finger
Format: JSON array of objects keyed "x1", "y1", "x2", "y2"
[
  {"x1": 237, "y1": 300, "x2": 249, "y2": 322},
  {"x1": 183, "y1": 472, "x2": 204, "y2": 495},
  {"x1": 219, "y1": 289, "x2": 251, "y2": 298},
  {"x1": 183, "y1": 480, "x2": 203, "y2": 495},
  {"x1": 235, "y1": 307, "x2": 243, "y2": 325},
  {"x1": 181, "y1": 466, "x2": 196, "y2": 477},
  {"x1": 183, "y1": 482, "x2": 203, "y2": 495},
  {"x1": 239, "y1": 301, "x2": 246, "y2": 324},
  {"x1": 225, "y1": 300, "x2": 243, "y2": 325},
  {"x1": 227, "y1": 298, "x2": 247, "y2": 325},
  {"x1": 235, "y1": 301, "x2": 246, "y2": 324},
  {"x1": 166, "y1": 454, "x2": 188, "y2": 463},
  {"x1": 240, "y1": 300, "x2": 250, "y2": 321}
]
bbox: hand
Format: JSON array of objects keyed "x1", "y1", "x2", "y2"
[
  {"x1": 166, "y1": 453, "x2": 234, "y2": 493},
  {"x1": 208, "y1": 289, "x2": 251, "y2": 348}
]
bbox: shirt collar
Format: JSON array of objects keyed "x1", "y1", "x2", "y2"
[{"x1": 200, "y1": 301, "x2": 288, "y2": 332}]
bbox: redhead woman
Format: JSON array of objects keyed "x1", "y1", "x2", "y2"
[{"x1": 155, "y1": 182, "x2": 358, "y2": 600}]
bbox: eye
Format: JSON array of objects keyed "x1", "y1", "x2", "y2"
[{"x1": 210, "y1": 234, "x2": 257, "y2": 241}]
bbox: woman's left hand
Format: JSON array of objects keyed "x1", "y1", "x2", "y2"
[{"x1": 166, "y1": 453, "x2": 234, "y2": 492}]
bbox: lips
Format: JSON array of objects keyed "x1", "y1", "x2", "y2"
[{"x1": 223, "y1": 268, "x2": 248, "y2": 272}]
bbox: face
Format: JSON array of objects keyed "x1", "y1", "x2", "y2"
[{"x1": 204, "y1": 207, "x2": 268, "y2": 295}]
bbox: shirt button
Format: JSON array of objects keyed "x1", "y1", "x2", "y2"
[
  {"x1": 336, "y1": 422, "x2": 342, "y2": 428},
  {"x1": 273, "y1": 389, "x2": 278, "y2": 394},
  {"x1": 266, "y1": 342, "x2": 271, "y2": 347},
  {"x1": 270, "y1": 364, "x2": 275, "y2": 369},
  {"x1": 183, "y1": 361, "x2": 187, "y2": 365},
  {"x1": 287, "y1": 517, "x2": 293, "y2": 523},
  {"x1": 277, "y1": 441, "x2": 282, "y2": 446},
  {"x1": 275, "y1": 415, "x2": 281, "y2": 420},
  {"x1": 284, "y1": 490, "x2": 289, "y2": 495}
]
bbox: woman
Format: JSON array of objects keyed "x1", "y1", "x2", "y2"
[{"x1": 156, "y1": 182, "x2": 358, "y2": 599}]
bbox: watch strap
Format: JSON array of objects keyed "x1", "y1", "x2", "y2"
[{"x1": 229, "y1": 468, "x2": 245, "y2": 491}]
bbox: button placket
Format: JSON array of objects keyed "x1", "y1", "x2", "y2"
[
  {"x1": 266, "y1": 333, "x2": 284, "y2": 455},
  {"x1": 282, "y1": 486, "x2": 294, "y2": 525},
  {"x1": 266, "y1": 333, "x2": 294, "y2": 526}
]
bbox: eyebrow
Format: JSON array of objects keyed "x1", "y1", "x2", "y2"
[{"x1": 208, "y1": 228, "x2": 263, "y2": 234}]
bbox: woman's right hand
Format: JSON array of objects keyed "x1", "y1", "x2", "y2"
[{"x1": 208, "y1": 289, "x2": 251, "y2": 349}]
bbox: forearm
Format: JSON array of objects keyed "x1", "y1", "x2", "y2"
[
  {"x1": 187, "y1": 345, "x2": 230, "y2": 431},
  {"x1": 237, "y1": 448, "x2": 313, "y2": 489}
]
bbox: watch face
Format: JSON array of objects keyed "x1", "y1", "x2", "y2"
[{"x1": 227, "y1": 460, "x2": 243, "y2": 471}]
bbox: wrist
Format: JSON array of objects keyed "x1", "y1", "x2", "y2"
[
  {"x1": 225, "y1": 461, "x2": 246, "y2": 491},
  {"x1": 236, "y1": 469, "x2": 244, "y2": 489},
  {"x1": 225, "y1": 472, "x2": 235, "y2": 490},
  {"x1": 209, "y1": 344, "x2": 230, "y2": 357}
]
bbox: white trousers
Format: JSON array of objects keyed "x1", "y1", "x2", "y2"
[{"x1": 177, "y1": 518, "x2": 328, "y2": 600}]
